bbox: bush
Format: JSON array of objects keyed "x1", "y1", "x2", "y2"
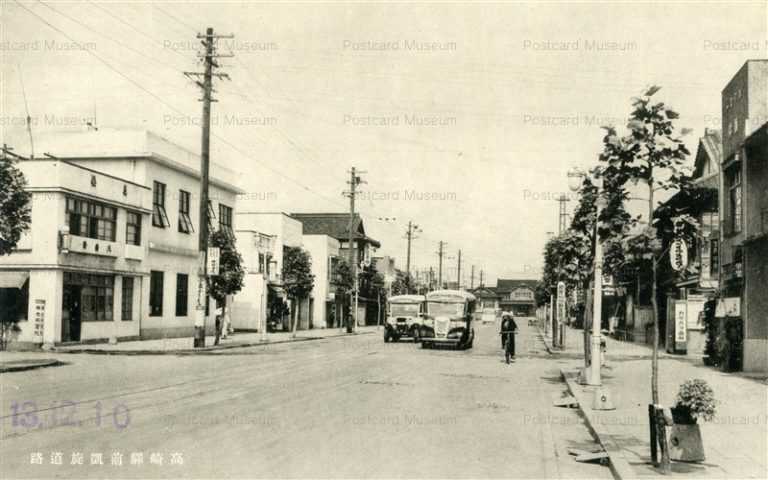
[{"x1": 675, "y1": 379, "x2": 717, "y2": 422}]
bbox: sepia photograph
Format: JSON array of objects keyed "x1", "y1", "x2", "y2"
[{"x1": 0, "y1": 1, "x2": 767, "y2": 478}]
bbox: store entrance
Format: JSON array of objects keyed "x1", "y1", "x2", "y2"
[{"x1": 62, "y1": 285, "x2": 82, "y2": 342}]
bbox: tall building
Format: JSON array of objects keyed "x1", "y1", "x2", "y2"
[{"x1": 719, "y1": 60, "x2": 768, "y2": 373}]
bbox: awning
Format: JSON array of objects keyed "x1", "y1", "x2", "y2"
[{"x1": 0, "y1": 271, "x2": 29, "y2": 289}]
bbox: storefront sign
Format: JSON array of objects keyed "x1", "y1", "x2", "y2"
[
  {"x1": 65, "y1": 235, "x2": 121, "y2": 258},
  {"x1": 207, "y1": 247, "x2": 221, "y2": 276},
  {"x1": 670, "y1": 238, "x2": 689, "y2": 272},
  {"x1": 556, "y1": 282, "x2": 566, "y2": 323},
  {"x1": 33, "y1": 299, "x2": 46, "y2": 341},
  {"x1": 675, "y1": 302, "x2": 687, "y2": 343}
]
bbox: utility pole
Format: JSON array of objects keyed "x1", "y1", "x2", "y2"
[
  {"x1": 557, "y1": 194, "x2": 570, "y2": 235},
  {"x1": 479, "y1": 269, "x2": 484, "y2": 287},
  {"x1": 428, "y1": 267, "x2": 435, "y2": 292},
  {"x1": 404, "y1": 221, "x2": 420, "y2": 293},
  {"x1": 436, "y1": 241, "x2": 446, "y2": 289},
  {"x1": 185, "y1": 27, "x2": 233, "y2": 348},
  {"x1": 456, "y1": 249, "x2": 462, "y2": 290},
  {"x1": 343, "y1": 167, "x2": 365, "y2": 333},
  {"x1": 470, "y1": 265, "x2": 475, "y2": 289}
]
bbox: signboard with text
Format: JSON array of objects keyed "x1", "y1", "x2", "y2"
[{"x1": 207, "y1": 247, "x2": 221, "y2": 276}]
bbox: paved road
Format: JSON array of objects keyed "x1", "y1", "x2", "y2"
[{"x1": 0, "y1": 320, "x2": 611, "y2": 479}]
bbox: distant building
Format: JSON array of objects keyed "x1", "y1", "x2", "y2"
[
  {"x1": 291, "y1": 213, "x2": 380, "y2": 325},
  {"x1": 494, "y1": 279, "x2": 537, "y2": 317}
]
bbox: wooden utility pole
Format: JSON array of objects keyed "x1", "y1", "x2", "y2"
[
  {"x1": 470, "y1": 265, "x2": 475, "y2": 289},
  {"x1": 184, "y1": 27, "x2": 232, "y2": 348},
  {"x1": 343, "y1": 167, "x2": 365, "y2": 333},
  {"x1": 404, "y1": 221, "x2": 420, "y2": 293},
  {"x1": 436, "y1": 241, "x2": 445, "y2": 289},
  {"x1": 479, "y1": 269, "x2": 484, "y2": 287},
  {"x1": 456, "y1": 249, "x2": 462, "y2": 290}
]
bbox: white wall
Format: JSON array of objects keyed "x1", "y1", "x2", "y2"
[{"x1": 302, "y1": 234, "x2": 339, "y2": 328}]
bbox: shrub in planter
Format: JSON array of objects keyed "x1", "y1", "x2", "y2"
[
  {"x1": 673, "y1": 378, "x2": 717, "y2": 424},
  {"x1": 670, "y1": 379, "x2": 716, "y2": 463}
]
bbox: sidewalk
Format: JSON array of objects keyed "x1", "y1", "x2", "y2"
[
  {"x1": 548, "y1": 325, "x2": 767, "y2": 479},
  {"x1": 51, "y1": 325, "x2": 380, "y2": 355},
  {"x1": 0, "y1": 358, "x2": 61, "y2": 373}
]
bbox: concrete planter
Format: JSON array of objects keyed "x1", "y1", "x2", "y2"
[{"x1": 669, "y1": 422, "x2": 705, "y2": 462}]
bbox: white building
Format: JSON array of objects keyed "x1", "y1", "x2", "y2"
[
  {"x1": 232, "y1": 212, "x2": 307, "y2": 331},
  {"x1": 302, "y1": 234, "x2": 341, "y2": 329},
  {"x1": 0, "y1": 129, "x2": 243, "y2": 345}
]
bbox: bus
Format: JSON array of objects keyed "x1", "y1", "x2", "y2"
[
  {"x1": 420, "y1": 290, "x2": 477, "y2": 349},
  {"x1": 384, "y1": 294, "x2": 426, "y2": 342}
]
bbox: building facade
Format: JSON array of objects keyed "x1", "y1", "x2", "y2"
[
  {"x1": 720, "y1": 60, "x2": 768, "y2": 373},
  {"x1": 495, "y1": 279, "x2": 537, "y2": 317},
  {"x1": 0, "y1": 129, "x2": 243, "y2": 345},
  {"x1": 233, "y1": 212, "x2": 306, "y2": 331}
]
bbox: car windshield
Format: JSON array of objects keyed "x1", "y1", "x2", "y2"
[
  {"x1": 390, "y1": 304, "x2": 420, "y2": 317},
  {"x1": 428, "y1": 302, "x2": 465, "y2": 317}
]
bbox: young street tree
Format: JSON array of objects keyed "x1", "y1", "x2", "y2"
[
  {"x1": 209, "y1": 230, "x2": 245, "y2": 345},
  {"x1": 599, "y1": 86, "x2": 693, "y2": 472},
  {"x1": 282, "y1": 246, "x2": 315, "y2": 337}
]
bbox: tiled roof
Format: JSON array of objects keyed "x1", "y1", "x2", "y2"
[
  {"x1": 290, "y1": 213, "x2": 381, "y2": 247},
  {"x1": 494, "y1": 279, "x2": 537, "y2": 293}
]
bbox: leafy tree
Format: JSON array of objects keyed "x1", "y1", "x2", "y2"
[
  {"x1": 0, "y1": 153, "x2": 31, "y2": 256},
  {"x1": 0, "y1": 152, "x2": 31, "y2": 350},
  {"x1": 598, "y1": 86, "x2": 692, "y2": 471},
  {"x1": 390, "y1": 269, "x2": 410, "y2": 296},
  {"x1": 209, "y1": 230, "x2": 245, "y2": 345},
  {"x1": 282, "y1": 246, "x2": 315, "y2": 336}
]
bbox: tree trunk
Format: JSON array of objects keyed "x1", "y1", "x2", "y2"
[
  {"x1": 214, "y1": 301, "x2": 224, "y2": 346},
  {"x1": 649, "y1": 175, "x2": 671, "y2": 474},
  {"x1": 291, "y1": 298, "x2": 299, "y2": 338}
]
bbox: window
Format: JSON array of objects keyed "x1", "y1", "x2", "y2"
[
  {"x1": 152, "y1": 181, "x2": 170, "y2": 228},
  {"x1": 65, "y1": 273, "x2": 113, "y2": 322},
  {"x1": 729, "y1": 168, "x2": 743, "y2": 233},
  {"x1": 121, "y1": 277, "x2": 134, "y2": 321},
  {"x1": 66, "y1": 197, "x2": 117, "y2": 241},
  {"x1": 175, "y1": 273, "x2": 188, "y2": 316},
  {"x1": 126, "y1": 211, "x2": 142, "y2": 245},
  {"x1": 219, "y1": 203, "x2": 233, "y2": 236},
  {"x1": 178, "y1": 190, "x2": 194, "y2": 234},
  {"x1": 149, "y1": 271, "x2": 164, "y2": 316}
]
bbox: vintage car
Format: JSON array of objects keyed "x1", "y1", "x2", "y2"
[
  {"x1": 384, "y1": 294, "x2": 425, "y2": 342},
  {"x1": 419, "y1": 290, "x2": 476, "y2": 349}
]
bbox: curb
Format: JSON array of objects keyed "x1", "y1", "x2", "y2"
[
  {"x1": 560, "y1": 368, "x2": 636, "y2": 480},
  {"x1": 536, "y1": 326, "x2": 554, "y2": 354},
  {"x1": 0, "y1": 359, "x2": 62, "y2": 373},
  {"x1": 51, "y1": 330, "x2": 376, "y2": 356}
]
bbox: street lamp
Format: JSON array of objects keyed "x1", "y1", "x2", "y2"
[{"x1": 568, "y1": 166, "x2": 608, "y2": 388}]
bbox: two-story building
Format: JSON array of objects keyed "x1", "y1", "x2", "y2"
[
  {"x1": 720, "y1": 59, "x2": 768, "y2": 373},
  {"x1": 290, "y1": 213, "x2": 380, "y2": 325},
  {"x1": 233, "y1": 212, "x2": 305, "y2": 331},
  {"x1": 495, "y1": 279, "x2": 537, "y2": 317},
  {"x1": 0, "y1": 158, "x2": 151, "y2": 345},
  {"x1": 657, "y1": 129, "x2": 721, "y2": 356},
  {"x1": 0, "y1": 129, "x2": 244, "y2": 345}
]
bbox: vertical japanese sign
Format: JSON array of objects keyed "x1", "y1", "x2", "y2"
[
  {"x1": 556, "y1": 281, "x2": 566, "y2": 323},
  {"x1": 207, "y1": 247, "x2": 221, "y2": 276},
  {"x1": 33, "y1": 299, "x2": 46, "y2": 341},
  {"x1": 675, "y1": 301, "x2": 687, "y2": 343}
]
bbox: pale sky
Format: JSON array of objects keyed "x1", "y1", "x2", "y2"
[{"x1": 2, "y1": 1, "x2": 767, "y2": 285}]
